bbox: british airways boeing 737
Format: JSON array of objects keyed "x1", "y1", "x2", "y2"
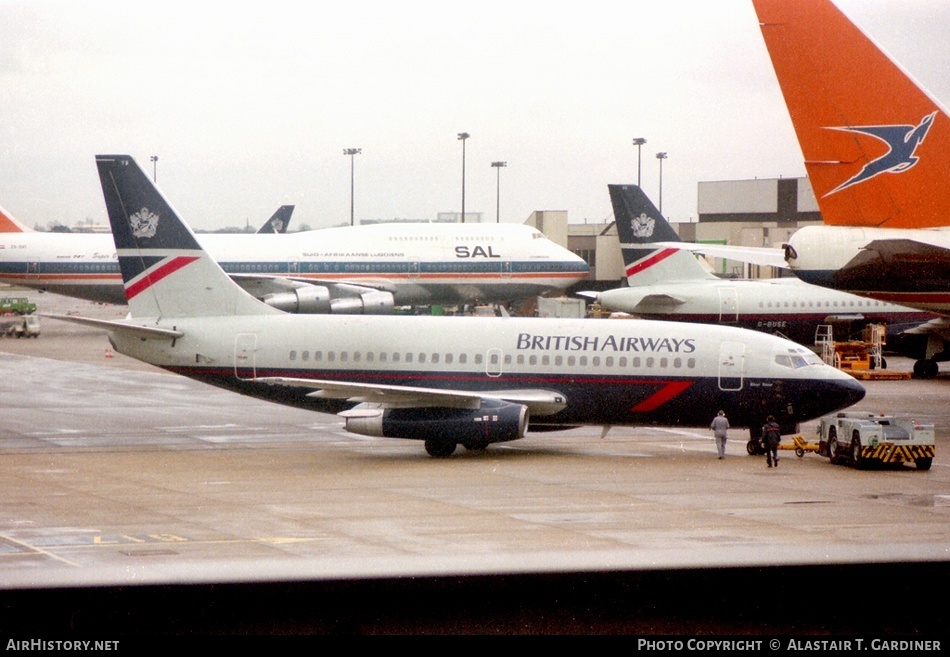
[{"x1": 47, "y1": 154, "x2": 865, "y2": 457}]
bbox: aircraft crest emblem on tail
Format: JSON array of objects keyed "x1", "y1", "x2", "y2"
[
  {"x1": 631, "y1": 213, "x2": 655, "y2": 239},
  {"x1": 130, "y1": 207, "x2": 160, "y2": 239},
  {"x1": 826, "y1": 111, "x2": 937, "y2": 196}
]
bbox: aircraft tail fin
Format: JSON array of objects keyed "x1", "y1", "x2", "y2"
[
  {"x1": 257, "y1": 205, "x2": 294, "y2": 234},
  {"x1": 752, "y1": 0, "x2": 950, "y2": 228},
  {"x1": 609, "y1": 184, "x2": 716, "y2": 287},
  {"x1": 0, "y1": 205, "x2": 31, "y2": 232},
  {"x1": 95, "y1": 154, "x2": 281, "y2": 319}
]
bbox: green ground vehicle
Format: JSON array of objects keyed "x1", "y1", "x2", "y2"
[{"x1": 0, "y1": 297, "x2": 37, "y2": 315}]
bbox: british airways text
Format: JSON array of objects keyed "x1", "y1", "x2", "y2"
[{"x1": 517, "y1": 333, "x2": 696, "y2": 353}]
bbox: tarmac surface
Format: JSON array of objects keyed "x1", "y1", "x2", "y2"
[{"x1": 0, "y1": 291, "x2": 947, "y2": 634}]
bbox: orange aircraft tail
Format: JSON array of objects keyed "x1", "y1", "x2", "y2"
[
  {"x1": 0, "y1": 205, "x2": 29, "y2": 232},
  {"x1": 752, "y1": 0, "x2": 950, "y2": 229}
]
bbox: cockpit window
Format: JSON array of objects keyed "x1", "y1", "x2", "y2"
[{"x1": 774, "y1": 348, "x2": 823, "y2": 369}]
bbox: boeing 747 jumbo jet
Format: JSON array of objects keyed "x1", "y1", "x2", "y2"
[
  {"x1": 0, "y1": 193, "x2": 588, "y2": 313},
  {"x1": 47, "y1": 154, "x2": 865, "y2": 457},
  {"x1": 751, "y1": 0, "x2": 950, "y2": 376},
  {"x1": 580, "y1": 185, "x2": 934, "y2": 347}
]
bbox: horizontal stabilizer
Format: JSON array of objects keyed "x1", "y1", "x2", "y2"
[{"x1": 42, "y1": 314, "x2": 183, "y2": 339}]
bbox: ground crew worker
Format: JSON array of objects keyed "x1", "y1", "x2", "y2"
[
  {"x1": 762, "y1": 415, "x2": 782, "y2": 468},
  {"x1": 710, "y1": 410, "x2": 730, "y2": 459}
]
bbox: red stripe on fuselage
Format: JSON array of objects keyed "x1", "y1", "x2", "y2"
[
  {"x1": 125, "y1": 256, "x2": 200, "y2": 300},
  {"x1": 630, "y1": 380, "x2": 694, "y2": 412},
  {"x1": 624, "y1": 248, "x2": 678, "y2": 278}
]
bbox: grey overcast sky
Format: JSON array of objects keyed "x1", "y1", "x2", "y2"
[{"x1": 0, "y1": 0, "x2": 947, "y2": 231}]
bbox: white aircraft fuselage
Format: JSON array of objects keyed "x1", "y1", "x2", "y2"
[
  {"x1": 109, "y1": 312, "x2": 865, "y2": 437},
  {"x1": 595, "y1": 276, "x2": 930, "y2": 344},
  {"x1": 0, "y1": 222, "x2": 589, "y2": 308}
]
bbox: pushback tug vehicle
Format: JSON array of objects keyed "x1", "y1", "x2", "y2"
[{"x1": 818, "y1": 412, "x2": 935, "y2": 470}]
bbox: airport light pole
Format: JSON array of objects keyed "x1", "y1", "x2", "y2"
[
  {"x1": 458, "y1": 132, "x2": 470, "y2": 223},
  {"x1": 491, "y1": 161, "x2": 507, "y2": 223},
  {"x1": 656, "y1": 152, "x2": 667, "y2": 215},
  {"x1": 632, "y1": 138, "x2": 646, "y2": 187},
  {"x1": 343, "y1": 148, "x2": 361, "y2": 226},
  {"x1": 150, "y1": 155, "x2": 158, "y2": 183}
]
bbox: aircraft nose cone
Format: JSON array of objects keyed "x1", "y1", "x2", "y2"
[{"x1": 832, "y1": 375, "x2": 866, "y2": 411}]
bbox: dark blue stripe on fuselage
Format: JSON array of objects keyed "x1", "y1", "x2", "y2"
[{"x1": 168, "y1": 365, "x2": 860, "y2": 432}]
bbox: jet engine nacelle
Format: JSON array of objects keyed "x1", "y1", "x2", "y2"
[
  {"x1": 262, "y1": 287, "x2": 395, "y2": 314},
  {"x1": 262, "y1": 286, "x2": 332, "y2": 314},
  {"x1": 329, "y1": 290, "x2": 395, "y2": 315},
  {"x1": 344, "y1": 399, "x2": 528, "y2": 451}
]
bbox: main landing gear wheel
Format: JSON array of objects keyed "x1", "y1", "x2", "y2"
[
  {"x1": 424, "y1": 438, "x2": 457, "y2": 458},
  {"x1": 913, "y1": 359, "x2": 939, "y2": 379},
  {"x1": 746, "y1": 440, "x2": 762, "y2": 456}
]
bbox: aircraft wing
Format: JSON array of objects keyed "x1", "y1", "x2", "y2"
[
  {"x1": 645, "y1": 242, "x2": 790, "y2": 269},
  {"x1": 833, "y1": 239, "x2": 950, "y2": 295},
  {"x1": 230, "y1": 274, "x2": 398, "y2": 298},
  {"x1": 42, "y1": 314, "x2": 183, "y2": 339},
  {"x1": 253, "y1": 376, "x2": 567, "y2": 416},
  {"x1": 849, "y1": 239, "x2": 950, "y2": 266},
  {"x1": 900, "y1": 316, "x2": 950, "y2": 339}
]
